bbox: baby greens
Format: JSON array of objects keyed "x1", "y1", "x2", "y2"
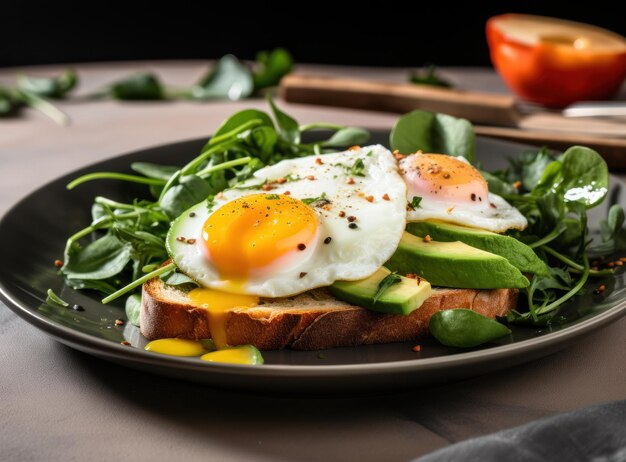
[{"x1": 61, "y1": 98, "x2": 370, "y2": 304}]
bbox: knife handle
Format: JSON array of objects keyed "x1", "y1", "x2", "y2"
[{"x1": 280, "y1": 74, "x2": 520, "y2": 126}]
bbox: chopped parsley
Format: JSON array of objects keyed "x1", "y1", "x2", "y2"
[
  {"x1": 206, "y1": 194, "x2": 216, "y2": 212},
  {"x1": 408, "y1": 196, "x2": 422, "y2": 210},
  {"x1": 265, "y1": 194, "x2": 280, "y2": 200},
  {"x1": 302, "y1": 192, "x2": 329, "y2": 206},
  {"x1": 349, "y1": 158, "x2": 366, "y2": 177}
]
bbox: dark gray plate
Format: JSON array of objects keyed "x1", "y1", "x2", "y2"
[{"x1": 1, "y1": 132, "x2": 625, "y2": 393}]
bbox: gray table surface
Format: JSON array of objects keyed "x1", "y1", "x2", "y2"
[{"x1": 1, "y1": 63, "x2": 625, "y2": 462}]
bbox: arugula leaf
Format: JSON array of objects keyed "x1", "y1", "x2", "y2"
[
  {"x1": 17, "y1": 69, "x2": 77, "y2": 99},
  {"x1": 253, "y1": 48, "x2": 294, "y2": 90},
  {"x1": 390, "y1": 110, "x2": 475, "y2": 163},
  {"x1": 373, "y1": 272, "x2": 402, "y2": 303},
  {"x1": 193, "y1": 55, "x2": 254, "y2": 100}
]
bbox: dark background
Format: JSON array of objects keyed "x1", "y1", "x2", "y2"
[{"x1": 3, "y1": 2, "x2": 625, "y2": 68}]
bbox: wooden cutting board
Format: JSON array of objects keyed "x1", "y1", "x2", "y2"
[{"x1": 280, "y1": 74, "x2": 626, "y2": 170}]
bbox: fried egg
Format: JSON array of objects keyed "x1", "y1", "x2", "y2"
[
  {"x1": 167, "y1": 145, "x2": 407, "y2": 298},
  {"x1": 400, "y1": 152, "x2": 527, "y2": 233}
]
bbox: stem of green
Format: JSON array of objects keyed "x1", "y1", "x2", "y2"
[
  {"x1": 102, "y1": 262, "x2": 175, "y2": 304},
  {"x1": 528, "y1": 226, "x2": 564, "y2": 249},
  {"x1": 157, "y1": 169, "x2": 181, "y2": 202},
  {"x1": 19, "y1": 90, "x2": 70, "y2": 125},
  {"x1": 195, "y1": 156, "x2": 252, "y2": 178},
  {"x1": 207, "y1": 119, "x2": 263, "y2": 147},
  {"x1": 67, "y1": 173, "x2": 166, "y2": 190},
  {"x1": 541, "y1": 245, "x2": 612, "y2": 277},
  {"x1": 537, "y1": 254, "x2": 590, "y2": 315}
]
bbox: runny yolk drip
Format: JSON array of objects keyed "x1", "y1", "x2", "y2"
[
  {"x1": 188, "y1": 287, "x2": 260, "y2": 348},
  {"x1": 200, "y1": 348, "x2": 261, "y2": 365},
  {"x1": 202, "y1": 194, "x2": 318, "y2": 279},
  {"x1": 144, "y1": 338, "x2": 210, "y2": 356},
  {"x1": 403, "y1": 154, "x2": 488, "y2": 205}
]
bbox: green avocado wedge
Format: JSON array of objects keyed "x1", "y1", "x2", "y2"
[
  {"x1": 406, "y1": 221, "x2": 549, "y2": 276},
  {"x1": 330, "y1": 267, "x2": 432, "y2": 315},
  {"x1": 385, "y1": 232, "x2": 529, "y2": 289}
]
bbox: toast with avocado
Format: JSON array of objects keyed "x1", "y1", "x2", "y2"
[{"x1": 140, "y1": 271, "x2": 519, "y2": 350}]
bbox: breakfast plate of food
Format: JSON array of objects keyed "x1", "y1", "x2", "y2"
[{"x1": 1, "y1": 100, "x2": 625, "y2": 392}]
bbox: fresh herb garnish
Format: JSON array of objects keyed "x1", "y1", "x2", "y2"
[
  {"x1": 301, "y1": 192, "x2": 329, "y2": 206},
  {"x1": 46, "y1": 289, "x2": 69, "y2": 307},
  {"x1": 266, "y1": 194, "x2": 281, "y2": 200},
  {"x1": 349, "y1": 158, "x2": 366, "y2": 177},
  {"x1": 373, "y1": 272, "x2": 402, "y2": 303},
  {"x1": 408, "y1": 196, "x2": 422, "y2": 210}
]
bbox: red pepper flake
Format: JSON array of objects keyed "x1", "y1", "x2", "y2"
[
  {"x1": 297, "y1": 243, "x2": 307, "y2": 251},
  {"x1": 393, "y1": 150, "x2": 406, "y2": 160},
  {"x1": 176, "y1": 236, "x2": 186, "y2": 242},
  {"x1": 262, "y1": 184, "x2": 274, "y2": 191},
  {"x1": 115, "y1": 319, "x2": 124, "y2": 326},
  {"x1": 284, "y1": 191, "x2": 291, "y2": 195},
  {"x1": 446, "y1": 206, "x2": 455, "y2": 214},
  {"x1": 315, "y1": 158, "x2": 324, "y2": 165},
  {"x1": 406, "y1": 273, "x2": 417, "y2": 279},
  {"x1": 382, "y1": 193, "x2": 390, "y2": 201},
  {"x1": 275, "y1": 177, "x2": 287, "y2": 184},
  {"x1": 306, "y1": 175, "x2": 316, "y2": 181},
  {"x1": 120, "y1": 341, "x2": 131, "y2": 346},
  {"x1": 348, "y1": 145, "x2": 360, "y2": 151},
  {"x1": 423, "y1": 235, "x2": 432, "y2": 243},
  {"x1": 412, "y1": 345, "x2": 421, "y2": 352},
  {"x1": 620, "y1": 257, "x2": 626, "y2": 262},
  {"x1": 617, "y1": 261, "x2": 624, "y2": 267},
  {"x1": 597, "y1": 284, "x2": 606, "y2": 294},
  {"x1": 347, "y1": 215, "x2": 357, "y2": 222},
  {"x1": 470, "y1": 193, "x2": 477, "y2": 201},
  {"x1": 490, "y1": 203, "x2": 497, "y2": 209},
  {"x1": 346, "y1": 177, "x2": 355, "y2": 185},
  {"x1": 365, "y1": 195, "x2": 374, "y2": 203},
  {"x1": 338, "y1": 211, "x2": 346, "y2": 218},
  {"x1": 608, "y1": 262, "x2": 616, "y2": 267},
  {"x1": 54, "y1": 259, "x2": 63, "y2": 267},
  {"x1": 513, "y1": 181, "x2": 522, "y2": 190},
  {"x1": 443, "y1": 173, "x2": 451, "y2": 179},
  {"x1": 187, "y1": 239, "x2": 196, "y2": 245},
  {"x1": 299, "y1": 272, "x2": 307, "y2": 278}
]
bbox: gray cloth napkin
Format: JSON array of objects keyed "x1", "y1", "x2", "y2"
[{"x1": 414, "y1": 400, "x2": 626, "y2": 462}]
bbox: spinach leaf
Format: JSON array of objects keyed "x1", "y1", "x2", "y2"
[
  {"x1": 212, "y1": 108, "x2": 274, "y2": 138},
  {"x1": 63, "y1": 233, "x2": 133, "y2": 280},
  {"x1": 429, "y1": 309, "x2": 511, "y2": 348},
  {"x1": 558, "y1": 146, "x2": 608, "y2": 208},
  {"x1": 110, "y1": 73, "x2": 165, "y2": 100},
  {"x1": 321, "y1": 127, "x2": 370, "y2": 148},
  {"x1": 480, "y1": 170, "x2": 518, "y2": 196},
  {"x1": 65, "y1": 278, "x2": 118, "y2": 294},
  {"x1": 268, "y1": 96, "x2": 300, "y2": 145},
  {"x1": 131, "y1": 162, "x2": 179, "y2": 180},
  {"x1": 390, "y1": 110, "x2": 475, "y2": 163},
  {"x1": 160, "y1": 174, "x2": 213, "y2": 219},
  {"x1": 589, "y1": 205, "x2": 626, "y2": 254},
  {"x1": 125, "y1": 294, "x2": 142, "y2": 327},
  {"x1": 253, "y1": 48, "x2": 294, "y2": 90},
  {"x1": 17, "y1": 69, "x2": 77, "y2": 99},
  {"x1": 193, "y1": 55, "x2": 254, "y2": 100},
  {"x1": 0, "y1": 87, "x2": 18, "y2": 115}
]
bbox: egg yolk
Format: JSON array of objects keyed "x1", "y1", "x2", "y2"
[
  {"x1": 202, "y1": 194, "x2": 318, "y2": 279},
  {"x1": 402, "y1": 153, "x2": 488, "y2": 205}
]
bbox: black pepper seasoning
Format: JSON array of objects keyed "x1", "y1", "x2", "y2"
[
  {"x1": 324, "y1": 237, "x2": 332, "y2": 244},
  {"x1": 297, "y1": 243, "x2": 307, "y2": 251},
  {"x1": 349, "y1": 223, "x2": 358, "y2": 229}
]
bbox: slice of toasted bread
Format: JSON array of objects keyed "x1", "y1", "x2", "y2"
[{"x1": 140, "y1": 277, "x2": 518, "y2": 350}]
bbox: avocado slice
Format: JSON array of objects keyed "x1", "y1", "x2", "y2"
[
  {"x1": 330, "y1": 267, "x2": 432, "y2": 315},
  {"x1": 406, "y1": 221, "x2": 549, "y2": 276},
  {"x1": 385, "y1": 232, "x2": 529, "y2": 289}
]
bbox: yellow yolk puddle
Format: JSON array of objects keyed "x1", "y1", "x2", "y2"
[
  {"x1": 200, "y1": 348, "x2": 261, "y2": 365},
  {"x1": 188, "y1": 287, "x2": 259, "y2": 349},
  {"x1": 144, "y1": 338, "x2": 209, "y2": 357}
]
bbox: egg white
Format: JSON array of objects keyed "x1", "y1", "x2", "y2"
[
  {"x1": 401, "y1": 155, "x2": 527, "y2": 233},
  {"x1": 166, "y1": 145, "x2": 407, "y2": 298}
]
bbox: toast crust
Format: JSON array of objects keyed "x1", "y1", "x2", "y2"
[{"x1": 140, "y1": 277, "x2": 518, "y2": 350}]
